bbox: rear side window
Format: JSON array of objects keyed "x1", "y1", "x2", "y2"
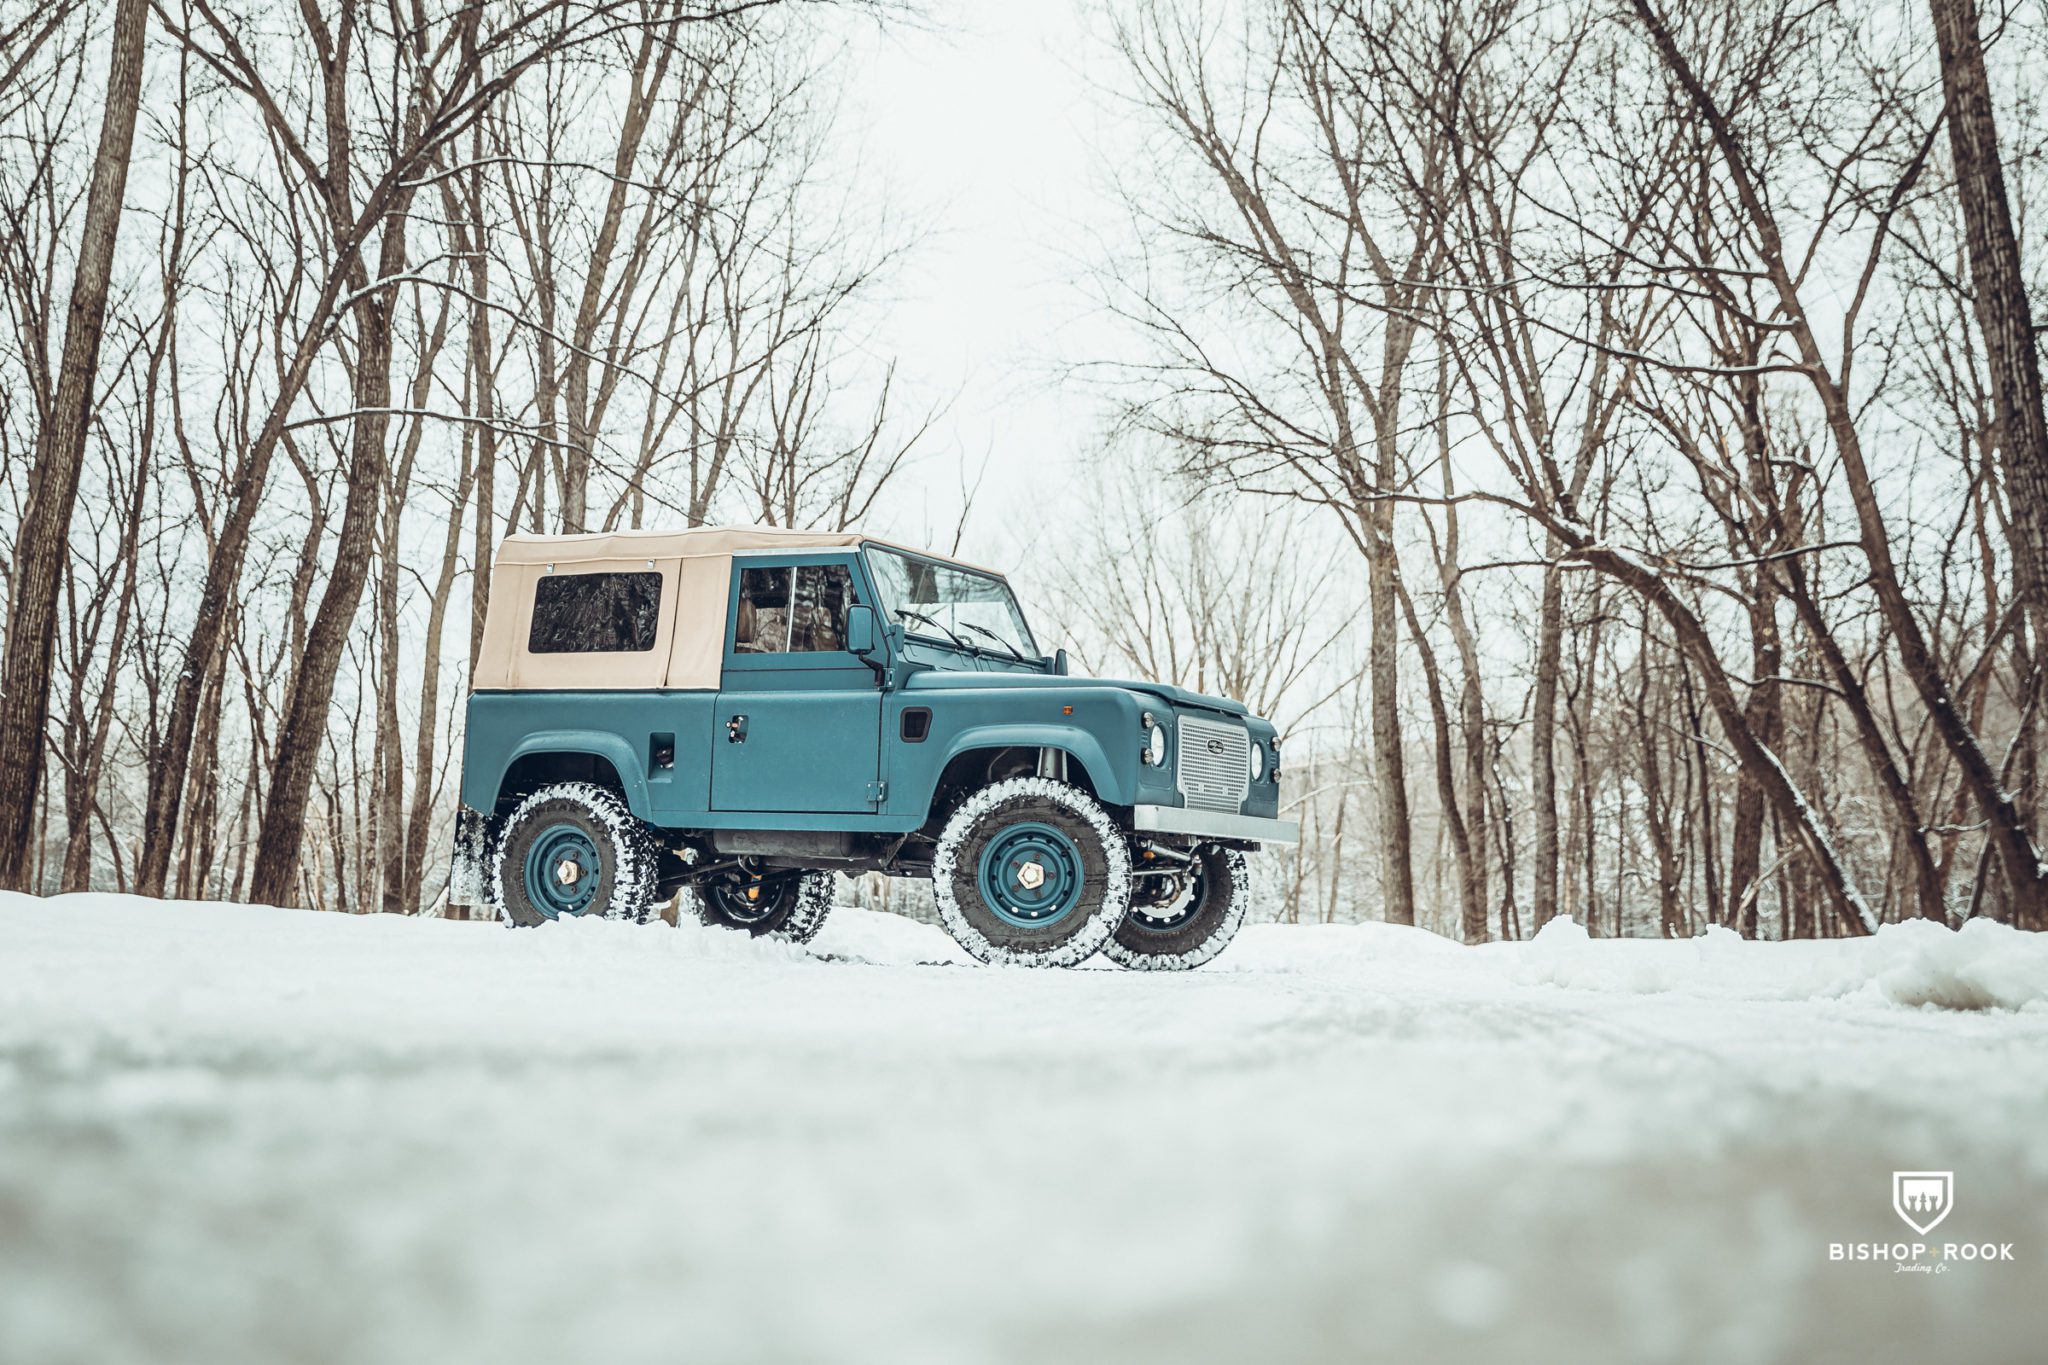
[
  {"x1": 734, "y1": 563, "x2": 856, "y2": 654},
  {"x1": 528, "y1": 572, "x2": 662, "y2": 654}
]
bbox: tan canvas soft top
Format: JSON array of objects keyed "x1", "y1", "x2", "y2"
[
  {"x1": 472, "y1": 525, "x2": 995, "y2": 692},
  {"x1": 491, "y1": 525, "x2": 868, "y2": 567}
]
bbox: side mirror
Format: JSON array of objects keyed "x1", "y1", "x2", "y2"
[
  {"x1": 847, "y1": 605, "x2": 878, "y2": 656},
  {"x1": 1052, "y1": 648, "x2": 1070, "y2": 676}
]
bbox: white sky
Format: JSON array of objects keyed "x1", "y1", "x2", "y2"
[{"x1": 836, "y1": 1, "x2": 1121, "y2": 566}]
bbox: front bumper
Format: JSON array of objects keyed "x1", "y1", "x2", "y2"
[{"x1": 1132, "y1": 803, "x2": 1300, "y2": 846}]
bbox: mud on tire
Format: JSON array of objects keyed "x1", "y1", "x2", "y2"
[
  {"x1": 687, "y1": 869, "x2": 835, "y2": 944},
  {"x1": 491, "y1": 782, "x2": 659, "y2": 928},
  {"x1": 933, "y1": 777, "x2": 1132, "y2": 968},
  {"x1": 1102, "y1": 844, "x2": 1247, "y2": 971}
]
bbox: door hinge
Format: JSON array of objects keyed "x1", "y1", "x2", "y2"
[{"x1": 866, "y1": 780, "x2": 888, "y2": 804}]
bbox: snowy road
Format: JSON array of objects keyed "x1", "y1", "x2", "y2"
[{"x1": 3, "y1": 893, "x2": 2045, "y2": 1365}]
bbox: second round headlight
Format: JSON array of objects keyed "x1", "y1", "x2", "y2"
[
  {"x1": 1250, "y1": 740, "x2": 1266, "y2": 781},
  {"x1": 1145, "y1": 717, "x2": 1168, "y2": 766}
]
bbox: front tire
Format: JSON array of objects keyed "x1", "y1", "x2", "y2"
[
  {"x1": 689, "y1": 868, "x2": 835, "y2": 944},
  {"x1": 933, "y1": 778, "x2": 1132, "y2": 967},
  {"x1": 491, "y1": 782, "x2": 658, "y2": 928},
  {"x1": 1102, "y1": 844, "x2": 1248, "y2": 971}
]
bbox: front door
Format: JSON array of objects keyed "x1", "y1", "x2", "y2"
[{"x1": 712, "y1": 556, "x2": 882, "y2": 814}]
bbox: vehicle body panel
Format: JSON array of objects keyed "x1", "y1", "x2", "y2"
[
  {"x1": 456, "y1": 534, "x2": 1293, "y2": 881},
  {"x1": 711, "y1": 552, "x2": 884, "y2": 814}
]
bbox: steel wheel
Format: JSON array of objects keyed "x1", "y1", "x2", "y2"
[
  {"x1": 976, "y1": 821, "x2": 1086, "y2": 928},
  {"x1": 522, "y1": 823, "x2": 604, "y2": 919},
  {"x1": 932, "y1": 777, "x2": 1132, "y2": 967},
  {"x1": 691, "y1": 868, "x2": 836, "y2": 943},
  {"x1": 1102, "y1": 844, "x2": 1248, "y2": 971},
  {"x1": 489, "y1": 782, "x2": 657, "y2": 928}
]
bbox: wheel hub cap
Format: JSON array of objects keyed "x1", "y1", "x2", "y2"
[
  {"x1": 977, "y1": 823, "x2": 1085, "y2": 929},
  {"x1": 523, "y1": 823, "x2": 602, "y2": 918}
]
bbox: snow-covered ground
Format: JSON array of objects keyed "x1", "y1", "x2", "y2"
[{"x1": 3, "y1": 893, "x2": 2045, "y2": 1365}]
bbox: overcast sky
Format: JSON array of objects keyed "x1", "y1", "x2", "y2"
[{"x1": 838, "y1": 1, "x2": 1122, "y2": 564}]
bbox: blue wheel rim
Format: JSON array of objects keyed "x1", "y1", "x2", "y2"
[
  {"x1": 976, "y1": 821, "x2": 1085, "y2": 929},
  {"x1": 523, "y1": 822, "x2": 603, "y2": 918}
]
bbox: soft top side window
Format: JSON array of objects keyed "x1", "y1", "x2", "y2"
[
  {"x1": 529, "y1": 571, "x2": 662, "y2": 654},
  {"x1": 734, "y1": 563, "x2": 856, "y2": 654}
]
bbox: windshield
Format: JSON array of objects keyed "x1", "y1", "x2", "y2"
[{"x1": 864, "y1": 546, "x2": 1039, "y2": 658}]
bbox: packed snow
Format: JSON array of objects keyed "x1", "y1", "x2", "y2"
[{"x1": 3, "y1": 892, "x2": 2046, "y2": 1365}]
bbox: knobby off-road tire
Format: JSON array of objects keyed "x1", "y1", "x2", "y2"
[
  {"x1": 491, "y1": 782, "x2": 659, "y2": 928},
  {"x1": 1102, "y1": 844, "x2": 1248, "y2": 971},
  {"x1": 933, "y1": 777, "x2": 1133, "y2": 968},
  {"x1": 687, "y1": 869, "x2": 835, "y2": 944}
]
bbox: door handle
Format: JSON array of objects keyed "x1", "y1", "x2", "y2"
[{"x1": 726, "y1": 714, "x2": 748, "y2": 744}]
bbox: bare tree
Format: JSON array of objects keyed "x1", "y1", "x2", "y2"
[
  {"x1": 0, "y1": 0, "x2": 148, "y2": 889},
  {"x1": 1927, "y1": 0, "x2": 2048, "y2": 640}
]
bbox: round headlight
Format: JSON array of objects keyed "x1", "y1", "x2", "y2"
[
  {"x1": 1145, "y1": 720, "x2": 1168, "y2": 766},
  {"x1": 1250, "y1": 741, "x2": 1266, "y2": 781}
]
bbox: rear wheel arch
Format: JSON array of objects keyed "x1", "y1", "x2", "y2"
[{"x1": 493, "y1": 745, "x2": 643, "y2": 818}]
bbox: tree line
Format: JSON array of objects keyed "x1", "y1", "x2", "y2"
[
  {"x1": 4, "y1": 0, "x2": 2047, "y2": 939},
  {"x1": 0, "y1": 0, "x2": 918, "y2": 912},
  {"x1": 1057, "y1": 0, "x2": 2048, "y2": 937}
]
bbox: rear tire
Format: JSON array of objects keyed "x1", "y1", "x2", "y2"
[
  {"x1": 689, "y1": 869, "x2": 834, "y2": 944},
  {"x1": 491, "y1": 782, "x2": 658, "y2": 928},
  {"x1": 1102, "y1": 844, "x2": 1247, "y2": 971},
  {"x1": 933, "y1": 778, "x2": 1132, "y2": 967}
]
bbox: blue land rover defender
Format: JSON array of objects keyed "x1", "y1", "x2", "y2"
[{"x1": 452, "y1": 526, "x2": 1298, "y2": 968}]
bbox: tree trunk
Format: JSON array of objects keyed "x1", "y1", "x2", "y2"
[
  {"x1": 1366, "y1": 531, "x2": 1416, "y2": 925},
  {"x1": 1396, "y1": 580, "x2": 1486, "y2": 940},
  {"x1": 375, "y1": 485, "x2": 407, "y2": 914},
  {"x1": 460, "y1": 172, "x2": 497, "y2": 676},
  {"x1": 1929, "y1": 0, "x2": 2048, "y2": 639},
  {"x1": 1530, "y1": 553, "x2": 1564, "y2": 926},
  {"x1": 405, "y1": 437, "x2": 477, "y2": 914},
  {"x1": 0, "y1": 0, "x2": 148, "y2": 890},
  {"x1": 1436, "y1": 385, "x2": 1491, "y2": 937},
  {"x1": 1678, "y1": 668, "x2": 1721, "y2": 931},
  {"x1": 1634, "y1": 629, "x2": 1683, "y2": 938},
  {"x1": 248, "y1": 284, "x2": 404, "y2": 906},
  {"x1": 1727, "y1": 579, "x2": 1780, "y2": 937}
]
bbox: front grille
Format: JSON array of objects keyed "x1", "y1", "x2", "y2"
[{"x1": 1176, "y1": 715, "x2": 1249, "y2": 813}]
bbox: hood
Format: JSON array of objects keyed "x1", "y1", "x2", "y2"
[{"x1": 900, "y1": 670, "x2": 1250, "y2": 718}]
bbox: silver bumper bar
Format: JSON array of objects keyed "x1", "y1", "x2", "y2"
[{"x1": 1132, "y1": 803, "x2": 1301, "y2": 845}]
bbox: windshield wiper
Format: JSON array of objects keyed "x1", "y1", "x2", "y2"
[
  {"x1": 896, "y1": 608, "x2": 975, "y2": 654},
  {"x1": 960, "y1": 622, "x2": 1028, "y2": 664}
]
